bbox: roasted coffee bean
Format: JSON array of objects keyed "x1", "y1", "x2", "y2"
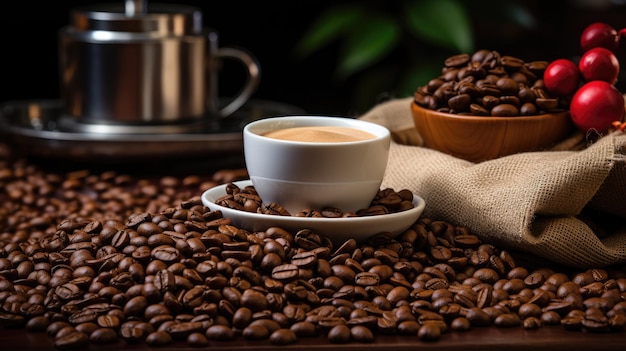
[
  {"x1": 185, "y1": 332, "x2": 208, "y2": 347},
  {"x1": 608, "y1": 314, "x2": 626, "y2": 331},
  {"x1": 450, "y1": 317, "x2": 471, "y2": 331},
  {"x1": 96, "y1": 315, "x2": 120, "y2": 329},
  {"x1": 469, "y1": 103, "x2": 490, "y2": 115},
  {"x1": 119, "y1": 324, "x2": 149, "y2": 343},
  {"x1": 151, "y1": 245, "x2": 180, "y2": 262},
  {"x1": 448, "y1": 94, "x2": 472, "y2": 111},
  {"x1": 430, "y1": 246, "x2": 452, "y2": 261},
  {"x1": 123, "y1": 295, "x2": 149, "y2": 317},
  {"x1": 355, "y1": 272, "x2": 380, "y2": 287},
  {"x1": 523, "y1": 316, "x2": 542, "y2": 329},
  {"x1": 111, "y1": 230, "x2": 131, "y2": 249},
  {"x1": 268, "y1": 328, "x2": 297, "y2": 345},
  {"x1": 166, "y1": 321, "x2": 204, "y2": 339},
  {"x1": 54, "y1": 331, "x2": 89, "y2": 349},
  {"x1": 320, "y1": 207, "x2": 343, "y2": 218},
  {"x1": 465, "y1": 307, "x2": 492, "y2": 327},
  {"x1": 541, "y1": 311, "x2": 562, "y2": 325},
  {"x1": 205, "y1": 324, "x2": 234, "y2": 341},
  {"x1": 258, "y1": 203, "x2": 291, "y2": 216},
  {"x1": 249, "y1": 318, "x2": 281, "y2": 334},
  {"x1": 494, "y1": 313, "x2": 522, "y2": 328},
  {"x1": 89, "y1": 327, "x2": 118, "y2": 344},
  {"x1": 327, "y1": 324, "x2": 351, "y2": 343},
  {"x1": 240, "y1": 289, "x2": 268, "y2": 312},
  {"x1": 396, "y1": 320, "x2": 420, "y2": 335},
  {"x1": 499, "y1": 96, "x2": 521, "y2": 108},
  {"x1": 25, "y1": 315, "x2": 50, "y2": 332},
  {"x1": 242, "y1": 324, "x2": 270, "y2": 340},
  {"x1": 291, "y1": 252, "x2": 318, "y2": 268},
  {"x1": 520, "y1": 102, "x2": 538, "y2": 115},
  {"x1": 67, "y1": 309, "x2": 99, "y2": 325},
  {"x1": 272, "y1": 264, "x2": 299, "y2": 281},
  {"x1": 536, "y1": 98, "x2": 559, "y2": 110},
  {"x1": 290, "y1": 321, "x2": 318, "y2": 337},
  {"x1": 145, "y1": 330, "x2": 173, "y2": 346},
  {"x1": 363, "y1": 205, "x2": 389, "y2": 216},
  {"x1": 582, "y1": 313, "x2": 610, "y2": 332},
  {"x1": 418, "y1": 321, "x2": 442, "y2": 341},
  {"x1": 445, "y1": 53, "x2": 471, "y2": 67},
  {"x1": 491, "y1": 104, "x2": 519, "y2": 116},
  {"x1": 348, "y1": 325, "x2": 373, "y2": 342}
]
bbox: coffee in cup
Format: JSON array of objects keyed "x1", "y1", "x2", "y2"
[{"x1": 262, "y1": 126, "x2": 377, "y2": 142}]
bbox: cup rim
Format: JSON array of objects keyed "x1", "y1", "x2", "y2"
[{"x1": 243, "y1": 115, "x2": 390, "y2": 145}]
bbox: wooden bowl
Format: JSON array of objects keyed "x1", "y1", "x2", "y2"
[{"x1": 411, "y1": 102, "x2": 574, "y2": 162}]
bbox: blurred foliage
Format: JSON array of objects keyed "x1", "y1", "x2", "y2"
[{"x1": 294, "y1": 0, "x2": 537, "y2": 112}]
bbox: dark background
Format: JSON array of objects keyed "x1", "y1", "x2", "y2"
[{"x1": 2, "y1": 0, "x2": 626, "y2": 116}]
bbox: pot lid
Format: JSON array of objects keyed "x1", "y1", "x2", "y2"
[{"x1": 69, "y1": 1, "x2": 202, "y2": 35}]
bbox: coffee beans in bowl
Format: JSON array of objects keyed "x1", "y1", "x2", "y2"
[{"x1": 412, "y1": 50, "x2": 574, "y2": 162}]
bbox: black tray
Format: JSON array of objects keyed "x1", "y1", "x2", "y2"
[{"x1": 0, "y1": 99, "x2": 304, "y2": 165}]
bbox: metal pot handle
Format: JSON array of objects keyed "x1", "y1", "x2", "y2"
[{"x1": 213, "y1": 44, "x2": 261, "y2": 118}]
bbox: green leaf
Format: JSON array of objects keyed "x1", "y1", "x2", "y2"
[
  {"x1": 336, "y1": 15, "x2": 401, "y2": 79},
  {"x1": 405, "y1": 0, "x2": 474, "y2": 53},
  {"x1": 294, "y1": 6, "x2": 364, "y2": 58},
  {"x1": 505, "y1": 2, "x2": 536, "y2": 29},
  {"x1": 469, "y1": 0, "x2": 536, "y2": 29},
  {"x1": 351, "y1": 65, "x2": 402, "y2": 113},
  {"x1": 400, "y1": 59, "x2": 445, "y2": 96}
]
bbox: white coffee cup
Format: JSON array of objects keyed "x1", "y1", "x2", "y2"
[{"x1": 243, "y1": 116, "x2": 391, "y2": 215}]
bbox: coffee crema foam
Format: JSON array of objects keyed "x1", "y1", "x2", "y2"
[{"x1": 262, "y1": 126, "x2": 376, "y2": 142}]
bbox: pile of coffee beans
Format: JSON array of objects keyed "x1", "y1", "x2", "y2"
[
  {"x1": 1, "y1": 150, "x2": 626, "y2": 349},
  {"x1": 215, "y1": 182, "x2": 415, "y2": 217},
  {"x1": 414, "y1": 49, "x2": 569, "y2": 116}
]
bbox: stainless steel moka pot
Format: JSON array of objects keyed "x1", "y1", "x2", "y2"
[{"x1": 59, "y1": 0, "x2": 260, "y2": 132}]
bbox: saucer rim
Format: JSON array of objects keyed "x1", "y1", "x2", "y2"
[{"x1": 200, "y1": 179, "x2": 426, "y2": 236}]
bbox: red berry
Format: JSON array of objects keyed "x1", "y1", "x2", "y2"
[
  {"x1": 580, "y1": 22, "x2": 619, "y2": 52},
  {"x1": 570, "y1": 80, "x2": 625, "y2": 133},
  {"x1": 543, "y1": 59, "x2": 580, "y2": 97},
  {"x1": 579, "y1": 47, "x2": 620, "y2": 84}
]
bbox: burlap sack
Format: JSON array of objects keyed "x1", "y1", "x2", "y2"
[{"x1": 360, "y1": 97, "x2": 626, "y2": 268}]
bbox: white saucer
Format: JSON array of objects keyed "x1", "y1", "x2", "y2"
[{"x1": 201, "y1": 180, "x2": 425, "y2": 244}]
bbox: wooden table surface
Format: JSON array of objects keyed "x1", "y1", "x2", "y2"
[{"x1": 2, "y1": 324, "x2": 625, "y2": 350}]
